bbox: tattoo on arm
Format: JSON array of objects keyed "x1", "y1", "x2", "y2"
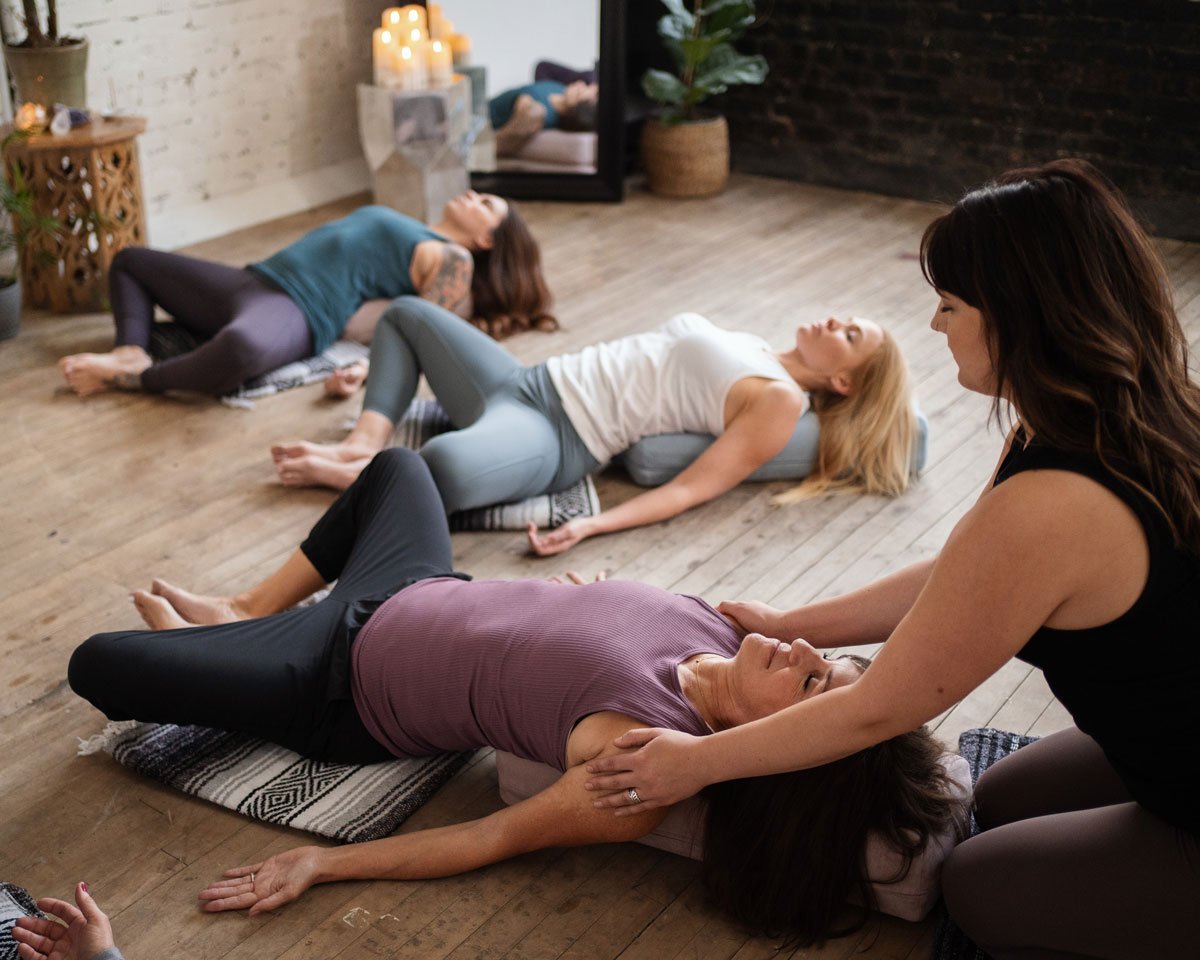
[
  {"x1": 105, "y1": 372, "x2": 144, "y2": 391},
  {"x1": 423, "y1": 245, "x2": 473, "y2": 315}
]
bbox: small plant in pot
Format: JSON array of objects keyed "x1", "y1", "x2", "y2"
[
  {"x1": 1, "y1": 1, "x2": 89, "y2": 112},
  {"x1": 0, "y1": 130, "x2": 62, "y2": 341},
  {"x1": 641, "y1": 0, "x2": 767, "y2": 198}
]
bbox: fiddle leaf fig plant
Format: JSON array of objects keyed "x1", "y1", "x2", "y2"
[{"x1": 642, "y1": 0, "x2": 768, "y2": 123}]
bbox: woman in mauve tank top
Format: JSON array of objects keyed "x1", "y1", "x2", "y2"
[
  {"x1": 588, "y1": 160, "x2": 1200, "y2": 959},
  {"x1": 270, "y1": 298, "x2": 918, "y2": 556},
  {"x1": 69, "y1": 448, "x2": 961, "y2": 947}
]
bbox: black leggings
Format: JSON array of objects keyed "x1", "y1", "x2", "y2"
[
  {"x1": 941, "y1": 726, "x2": 1200, "y2": 959},
  {"x1": 110, "y1": 247, "x2": 313, "y2": 394},
  {"x1": 68, "y1": 449, "x2": 456, "y2": 763}
]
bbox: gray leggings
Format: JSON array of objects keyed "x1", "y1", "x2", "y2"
[
  {"x1": 941, "y1": 726, "x2": 1200, "y2": 959},
  {"x1": 364, "y1": 297, "x2": 599, "y2": 514}
]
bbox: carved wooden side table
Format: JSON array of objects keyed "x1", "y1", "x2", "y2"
[{"x1": 2, "y1": 116, "x2": 148, "y2": 312}]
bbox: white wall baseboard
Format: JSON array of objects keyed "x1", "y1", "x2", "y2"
[{"x1": 150, "y1": 156, "x2": 372, "y2": 251}]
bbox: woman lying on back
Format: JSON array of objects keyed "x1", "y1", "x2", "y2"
[
  {"x1": 272, "y1": 297, "x2": 917, "y2": 555},
  {"x1": 58, "y1": 193, "x2": 552, "y2": 397},
  {"x1": 69, "y1": 448, "x2": 958, "y2": 944}
]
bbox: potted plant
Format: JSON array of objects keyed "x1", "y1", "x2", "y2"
[
  {"x1": 0, "y1": 130, "x2": 61, "y2": 340},
  {"x1": 640, "y1": 0, "x2": 767, "y2": 198},
  {"x1": 1, "y1": 1, "x2": 88, "y2": 111}
]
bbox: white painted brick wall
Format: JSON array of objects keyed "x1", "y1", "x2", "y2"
[{"x1": 32, "y1": 0, "x2": 381, "y2": 248}]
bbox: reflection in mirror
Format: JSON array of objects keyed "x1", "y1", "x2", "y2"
[{"x1": 449, "y1": 0, "x2": 601, "y2": 175}]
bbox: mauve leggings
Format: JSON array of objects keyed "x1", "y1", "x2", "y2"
[
  {"x1": 941, "y1": 726, "x2": 1200, "y2": 959},
  {"x1": 109, "y1": 247, "x2": 312, "y2": 394}
]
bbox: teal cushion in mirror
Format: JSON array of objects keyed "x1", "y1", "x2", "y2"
[{"x1": 617, "y1": 408, "x2": 929, "y2": 487}]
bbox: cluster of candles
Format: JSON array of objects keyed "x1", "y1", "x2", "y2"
[{"x1": 372, "y1": 4, "x2": 472, "y2": 91}]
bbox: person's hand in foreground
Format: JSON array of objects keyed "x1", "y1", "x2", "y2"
[
  {"x1": 584, "y1": 728, "x2": 709, "y2": 815},
  {"x1": 11, "y1": 882, "x2": 114, "y2": 960},
  {"x1": 715, "y1": 599, "x2": 787, "y2": 638},
  {"x1": 526, "y1": 518, "x2": 595, "y2": 556},
  {"x1": 197, "y1": 846, "x2": 323, "y2": 916}
]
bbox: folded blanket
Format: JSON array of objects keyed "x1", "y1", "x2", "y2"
[
  {"x1": 0, "y1": 883, "x2": 45, "y2": 960},
  {"x1": 79, "y1": 721, "x2": 475, "y2": 844}
]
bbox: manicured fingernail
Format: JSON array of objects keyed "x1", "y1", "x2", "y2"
[{"x1": 81, "y1": 882, "x2": 88, "y2": 892}]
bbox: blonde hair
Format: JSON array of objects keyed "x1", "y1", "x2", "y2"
[{"x1": 774, "y1": 329, "x2": 917, "y2": 503}]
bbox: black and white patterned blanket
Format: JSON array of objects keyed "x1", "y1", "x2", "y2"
[
  {"x1": 80, "y1": 722, "x2": 477, "y2": 844},
  {"x1": 0, "y1": 883, "x2": 44, "y2": 960}
]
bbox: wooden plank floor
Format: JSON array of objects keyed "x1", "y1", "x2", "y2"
[{"x1": 2, "y1": 173, "x2": 1197, "y2": 959}]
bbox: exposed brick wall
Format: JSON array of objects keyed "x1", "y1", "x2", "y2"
[
  {"x1": 29, "y1": 0, "x2": 380, "y2": 247},
  {"x1": 716, "y1": 0, "x2": 1200, "y2": 240}
]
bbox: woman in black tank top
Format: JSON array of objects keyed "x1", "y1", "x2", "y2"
[{"x1": 586, "y1": 159, "x2": 1200, "y2": 960}]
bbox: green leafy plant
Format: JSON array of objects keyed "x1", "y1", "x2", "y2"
[
  {"x1": 642, "y1": 0, "x2": 768, "y2": 123},
  {"x1": 1, "y1": 130, "x2": 63, "y2": 286}
]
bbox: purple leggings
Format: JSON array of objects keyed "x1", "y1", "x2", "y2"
[
  {"x1": 942, "y1": 726, "x2": 1200, "y2": 959},
  {"x1": 110, "y1": 247, "x2": 313, "y2": 394}
]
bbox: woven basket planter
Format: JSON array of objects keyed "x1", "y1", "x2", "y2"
[{"x1": 641, "y1": 115, "x2": 729, "y2": 198}]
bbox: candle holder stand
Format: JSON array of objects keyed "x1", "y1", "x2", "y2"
[{"x1": 357, "y1": 78, "x2": 476, "y2": 223}]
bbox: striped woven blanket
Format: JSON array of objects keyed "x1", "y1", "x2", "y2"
[{"x1": 80, "y1": 721, "x2": 478, "y2": 844}]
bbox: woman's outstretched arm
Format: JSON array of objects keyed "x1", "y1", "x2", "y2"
[
  {"x1": 717, "y1": 558, "x2": 936, "y2": 647},
  {"x1": 198, "y1": 744, "x2": 668, "y2": 915},
  {"x1": 714, "y1": 425, "x2": 1020, "y2": 644},
  {"x1": 528, "y1": 381, "x2": 806, "y2": 556}
]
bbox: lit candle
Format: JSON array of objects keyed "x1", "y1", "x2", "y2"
[
  {"x1": 448, "y1": 32, "x2": 471, "y2": 68},
  {"x1": 406, "y1": 28, "x2": 430, "y2": 85},
  {"x1": 399, "y1": 4, "x2": 427, "y2": 33},
  {"x1": 372, "y1": 28, "x2": 396, "y2": 87},
  {"x1": 393, "y1": 44, "x2": 422, "y2": 90},
  {"x1": 428, "y1": 39, "x2": 453, "y2": 86},
  {"x1": 381, "y1": 7, "x2": 403, "y2": 31}
]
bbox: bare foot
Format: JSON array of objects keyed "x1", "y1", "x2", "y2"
[
  {"x1": 275, "y1": 452, "x2": 371, "y2": 490},
  {"x1": 270, "y1": 438, "x2": 379, "y2": 465},
  {"x1": 58, "y1": 346, "x2": 152, "y2": 397},
  {"x1": 151, "y1": 578, "x2": 247, "y2": 625},
  {"x1": 132, "y1": 590, "x2": 191, "y2": 630},
  {"x1": 324, "y1": 362, "x2": 368, "y2": 399}
]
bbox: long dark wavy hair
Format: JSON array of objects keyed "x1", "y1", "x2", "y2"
[
  {"x1": 701, "y1": 659, "x2": 964, "y2": 945},
  {"x1": 920, "y1": 158, "x2": 1200, "y2": 552},
  {"x1": 469, "y1": 201, "x2": 557, "y2": 339}
]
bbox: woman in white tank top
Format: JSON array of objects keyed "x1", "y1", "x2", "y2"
[{"x1": 271, "y1": 299, "x2": 915, "y2": 556}]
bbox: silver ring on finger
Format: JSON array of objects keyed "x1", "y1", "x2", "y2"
[
  {"x1": 250, "y1": 873, "x2": 255, "y2": 885},
  {"x1": 626, "y1": 787, "x2": 641, "y2": 804}
]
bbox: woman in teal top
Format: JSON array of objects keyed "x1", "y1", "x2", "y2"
[
  {"x1": 489, "y1": 80, "x2": 599, "y2": 158},
  {"x1": 57, "y1": 192, "x2": 554, "y2": 397}
]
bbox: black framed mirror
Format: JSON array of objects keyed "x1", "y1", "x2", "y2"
[{"x1": 463, "y1": 0, "x2": 626, "y2": 202}]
